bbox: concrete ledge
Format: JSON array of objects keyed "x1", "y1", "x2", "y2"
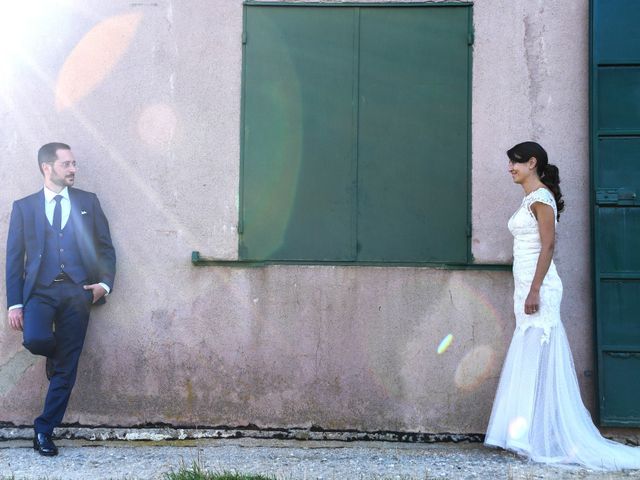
[
  {"x1": 2, "y1": 426, "x2": 637, "y2": 446},
  {"x1": 0, "y1": 426, "x2": 484, "y2": 443}
]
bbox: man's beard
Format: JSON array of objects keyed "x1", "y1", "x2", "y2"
[{"x1": 53, "y1": 175, "x2": 74, "y2": 187}]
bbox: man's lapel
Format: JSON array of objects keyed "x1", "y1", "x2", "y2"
[
  {"x1": 68, "y1": 187, "x2": 79, "y2": 228},
  {"x1": 68, "y1": 188, "x2": 91, "y2": 264}
]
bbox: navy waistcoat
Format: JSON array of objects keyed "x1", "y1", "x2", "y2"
[{"x1": 37, "y1": 214, "x2": 88, "y2": 286}]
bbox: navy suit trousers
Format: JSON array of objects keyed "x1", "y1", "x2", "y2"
[{"x1": 22, "y1": 280, "x2": 92, "y2": 434}]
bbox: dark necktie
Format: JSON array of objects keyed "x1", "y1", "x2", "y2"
[{"x1": 52, "y1": 195, "x2": 63, "y2": 231}]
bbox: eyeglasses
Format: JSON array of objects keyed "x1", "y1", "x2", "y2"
[{"x1": 51, "y1": 160, "x2": 77, "y2": 169}]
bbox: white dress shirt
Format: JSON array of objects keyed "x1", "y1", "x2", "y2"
[{"x1": 44, "y1": 185, "x2": 71, "y2": 229}]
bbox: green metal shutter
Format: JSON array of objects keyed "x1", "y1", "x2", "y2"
[
  {"x1": 240, "y1": 5, "x2": 471, "y2": 264},
  {"x1": 240, "y1": 7, "x2": 356, "y2": 261},
  {"x1": 357, "y1": 7, "x2": 470, "y2": 262},
  {"x1": 592, "y1": 0, "x2": 640, "y2": 426}
]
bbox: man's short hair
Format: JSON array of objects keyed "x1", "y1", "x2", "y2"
[{"x1": 38, "y1": 142, "x2": 71, "y2": 174}]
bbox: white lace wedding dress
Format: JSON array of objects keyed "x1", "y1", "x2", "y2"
[{"x1": 485, "y1": 187, "x2": 640, "y2": 470}]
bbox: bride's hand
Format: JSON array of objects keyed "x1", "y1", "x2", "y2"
[{"x1": 524, "y1": 289, "x2": 540, "y2": 315}]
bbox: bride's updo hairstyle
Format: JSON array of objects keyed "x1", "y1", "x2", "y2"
[{"x1": 507, "y1": 141, "x2": 565, "y2": 220}]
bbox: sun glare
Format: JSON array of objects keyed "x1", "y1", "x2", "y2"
[
  {"x1": 0, "y1": 1, "x2": 66, "y2": 52},
  {"x1": 0, "y1": 0, "x2": 72, "y2": 83}
]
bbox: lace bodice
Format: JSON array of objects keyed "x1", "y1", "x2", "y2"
[
  {"x1": 508, "y1": 187, "x2": 557, "y2": 249},
  {"x1": 508, "y1": 188, "x2": 562, "y2": 342}
]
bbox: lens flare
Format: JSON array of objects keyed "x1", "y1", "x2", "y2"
[
  {"x1": 508, "y1": 416, "x2": 528, "y2": 440},
  {"x1": 368, "y1": 276, "x2": 507, "y2": 399},
  {"x1": 437, "y1": 334, "x2": 453, "y2": 354},
  {"x1": 454, "y1": 345, "x2": 496, "y2": 391},
  {"x1": 56, "y1": 12, "x2": 142, "y2": 111}
]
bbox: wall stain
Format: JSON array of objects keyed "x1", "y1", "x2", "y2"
[
  {"x1": 523, "y1": 2, "x2": 549, "y2": 140},
  {"x1": 0, "y1": 349, "x2": 38, "y2": 396}
]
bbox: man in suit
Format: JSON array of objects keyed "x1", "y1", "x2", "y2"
[{"x1": 6, "y1": 142, "x2": 116, "y2": 456}]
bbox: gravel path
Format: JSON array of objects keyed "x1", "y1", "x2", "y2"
[{"x1": 2, "y1": 439, "x2": 640, "y2": 479}]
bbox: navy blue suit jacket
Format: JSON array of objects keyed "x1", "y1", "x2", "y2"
[{"x1": 5, "y1": 187, "x2": 116, "y2": 308}]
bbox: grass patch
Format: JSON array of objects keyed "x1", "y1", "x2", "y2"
[{"x1": 164, "y1": 462, "x2": 276, "y2": 480}]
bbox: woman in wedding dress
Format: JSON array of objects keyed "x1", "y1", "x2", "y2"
[{"x1": 484, "y1": 141, "x2": 640, "y2": 470}]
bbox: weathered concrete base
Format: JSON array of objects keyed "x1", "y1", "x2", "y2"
[
  {"x1": 0, "y1": 426, "x2": 483, "y2": 443},
  {"x1": 2, "y1": 426, "x2": 639, "y2": 448}
]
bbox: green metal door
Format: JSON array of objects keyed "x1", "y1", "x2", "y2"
[{"x1": 591, "y1": 0, "x2": 640, "y2": 426}]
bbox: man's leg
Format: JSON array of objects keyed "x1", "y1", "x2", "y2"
[
  {"x1": 34, "y1": 282, "x2": 91, "y2": 435},
  {"x1": 22, "y1": 290, "x2": 57, "y2": 358}
]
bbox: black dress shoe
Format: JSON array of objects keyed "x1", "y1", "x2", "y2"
[
  {"x1": 46, "y1": 357, "x2": 55, "y2": 380},
  {"x1": 33, "y1": 433, "x2": 58, "y2": 456}
]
